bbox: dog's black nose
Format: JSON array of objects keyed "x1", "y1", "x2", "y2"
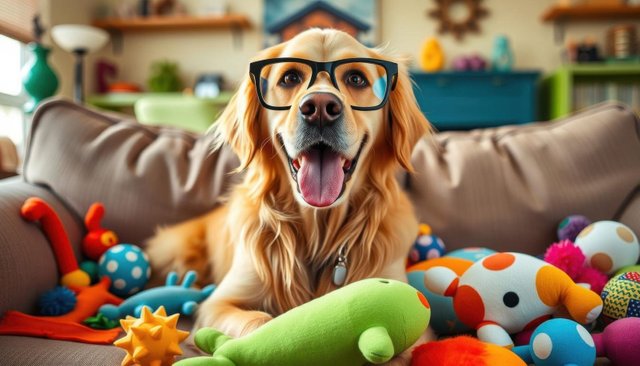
[{"x1": 299, "y1": 92, "x2": 343, "y2": 127}]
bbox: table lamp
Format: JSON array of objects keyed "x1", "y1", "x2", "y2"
[{"x1": 51, "y1": 24, "x2": 109, "y2": 102}]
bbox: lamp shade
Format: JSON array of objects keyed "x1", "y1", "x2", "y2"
[{"x1": 51, "y1": 24, "x2": 109, "y2": 53}]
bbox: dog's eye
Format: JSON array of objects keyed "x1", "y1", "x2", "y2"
[
  {"x1": 279, "y1": 70, "x2": 302, "y2": 87},
  {"x1": 345, "y1": 71, "x2": 368, "y2": 88}
]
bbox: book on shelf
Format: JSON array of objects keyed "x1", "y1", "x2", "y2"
[{"x1": 573, "y1": 81, "x2": 639, "y2": 113}]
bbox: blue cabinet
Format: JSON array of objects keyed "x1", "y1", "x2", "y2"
[{"x1": 411, "y1": 71, "x2": 540, "y2": 130}]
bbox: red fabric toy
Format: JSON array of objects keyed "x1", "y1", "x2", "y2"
[
  {"x1": 82, "y1": 202, "x2": 118, "y2": 260},
  {"x1": 0, "y1": 277, "x2": 123, "y2": 344},
  {"x1": 21, "y1": 197, "x2": 90, "y2": 287}
]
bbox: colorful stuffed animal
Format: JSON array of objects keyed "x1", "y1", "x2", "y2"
[
  {"x1": 574, "y1": 221, "x2": 639, "y2": 274},
  {"x1": 175, "y1": 278, "x2": 431, "y2": 366},
  {"x1": 513, "y1": 317, "x2": 640, "y2": 366},
  {"x1": 557, "y1": 215, "x2": 591, "y2": 242},
  {"x1": 20, "y1": 197, "x2": 90, "y2": 287},
  {"x1": 100, "y1": 271, "x2": 215, "y2": 320},
  {"x1": 512, "y1": 318, "x2": 596, "y2": 366},
  {"x1": 114, "y1": 306, "x2": 190, "y2": 366},
  {"x1": 82, "y1": 202, "x2": 118, "y2": 261},
  {"x1": 600, "y1": 271, "x2": 640, "y2": 322},
  {"x1": 593, "y1": 317, "x2": 640, "y2": 365},
  {"x1": 412, "y1": 336, "x2": 526, "y2": 366},
  {"x1": 424, "y1": 252, "x2": 603, "y2": 347}
]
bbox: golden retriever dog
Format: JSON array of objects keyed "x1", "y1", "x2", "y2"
[{"x1": 147, "y1": 28, "x2": 432, "y2": 364}]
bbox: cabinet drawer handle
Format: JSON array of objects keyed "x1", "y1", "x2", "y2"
[{"x1": 437, "y1": 78, "x2": 449, "y2": 87}]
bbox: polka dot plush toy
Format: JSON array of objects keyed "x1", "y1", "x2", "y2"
[
  {"x1": 409, "y1": 234, "x2": 446, "y2": 264},
  {"x1": 512, "y1": 318, "x2": 596, "y2": 366},
  {"x1": 601, "y1": 271, "x2": 640, "y2": 322},
  {"x1": 574, "y1": 220, "x2": 639, "y2": 274},
  {"x1": 557, "y1": 215, "x2": 591, "y2": 242},
  {"x1": 423, "y1": 252, "x2": 603, "y2": 347},
  {"x1": 98, "y1": 244, "x2": 151, "y2": 297}
]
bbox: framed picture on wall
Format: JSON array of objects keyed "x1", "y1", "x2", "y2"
[{"x1": 263, "y1": 0, "x2": 380, "y2": 47}]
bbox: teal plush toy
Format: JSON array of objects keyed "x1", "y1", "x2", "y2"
[{"x1": 175, "y1": 278, "x2": 431, "y2": 366}]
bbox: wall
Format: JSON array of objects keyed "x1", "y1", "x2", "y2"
[{"x1": 43, "y1": 0, "x2": 639, "y2": 98}]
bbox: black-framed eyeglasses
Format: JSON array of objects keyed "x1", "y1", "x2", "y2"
[{"x1": 249, "y1": 57, "x2": 398, "y2": 111}]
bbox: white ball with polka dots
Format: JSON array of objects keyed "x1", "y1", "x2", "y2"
[
  {"x1": 574, "y1": 221, "x2": 639, "y2": 274},
  {"x1": 97, "y1": 244, "x2": 151, "y2": 297}
]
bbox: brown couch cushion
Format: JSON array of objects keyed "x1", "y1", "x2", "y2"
[
  {"x1": 23, "y1": 99, "x2": 640, "y2": 256},
  {"x1": 23, "y1": 99, "x2": 241, "y2": 246},
  {"x1": 409, "y1": 102, "x2": 640, "y2": 254}
]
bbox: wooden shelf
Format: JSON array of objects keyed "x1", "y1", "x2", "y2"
[
  {"x1": 93, "y1": 14, "x2": 251, "y2": 31},
  {"x1": 542, "y1": 4, "x2": 640, "y2": 21}
]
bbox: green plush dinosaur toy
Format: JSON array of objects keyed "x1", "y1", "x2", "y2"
[{"x1": 175, "y1": 278, "x2": 431, "y2": 366}]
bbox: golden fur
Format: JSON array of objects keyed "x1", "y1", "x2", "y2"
[{"x1": 146, "y1": 29, "x2": 432, "y2": 364}]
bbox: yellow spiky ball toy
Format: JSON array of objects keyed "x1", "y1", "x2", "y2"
[{"x1": 114, "y1": 306, "x2": 189, "y2": 366}]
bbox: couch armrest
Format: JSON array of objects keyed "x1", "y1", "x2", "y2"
[{"x1": 0, "y1": 178, "x2": 84, "y2": 316}]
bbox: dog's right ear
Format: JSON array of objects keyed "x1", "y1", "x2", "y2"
[{"x1": 211, "y1": 44, "x2": 285, "y2": 171}]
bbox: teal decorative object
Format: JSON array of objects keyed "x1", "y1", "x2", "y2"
[
  {"x1": 21, "y1": 43, "x2": 59, "y2": 113},
  {"x1": 491, "y1": 35, "x2": 514, "y2": 72}
]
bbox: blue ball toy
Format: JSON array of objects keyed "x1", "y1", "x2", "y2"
[
  {"x1": 512, "y1": 318, "x2": 596, "y2": 366},
  {"x1": 446, "y1": 247, "x2": 496, "y2": 262},
  {"x1": 38, "y1": 286, "x2": 77, "y2": 316},
  {"x1": 409, "y1": 234, "x2": 446, "y2": 264},
  {"x1": 98, "y1": 244, "x2": 150, "y2": 297}
]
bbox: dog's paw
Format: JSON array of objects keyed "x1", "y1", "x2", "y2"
[{"x1": 239, "y1": 311, "x2": 273, "y2": 336}]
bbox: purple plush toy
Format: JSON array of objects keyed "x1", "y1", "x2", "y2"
[
  {"x1": 557, "y1": 215, "x2": 591, "y2": 242},
  {"x1": 593, "y1": 317, "x2": 640, "y2": 365}
]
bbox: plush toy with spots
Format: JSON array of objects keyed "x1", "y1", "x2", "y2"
[
  {"x1": 423, "y1": 252, "x2": 603, "y2": 347},
  {"x1": 574, "y1": 221, "x2": 639, "y2": 275}
]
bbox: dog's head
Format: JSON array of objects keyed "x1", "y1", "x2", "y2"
[{"x1": 215, "y1": 29, "x2": 429, "y2": 209}]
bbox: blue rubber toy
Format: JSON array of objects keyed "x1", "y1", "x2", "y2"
[
  {"x1": 99, "y1": 270, "x2": 215, "y2": 320},
  {"x1": 512, "y1": 318, "x2": 596, "y2": 366}
]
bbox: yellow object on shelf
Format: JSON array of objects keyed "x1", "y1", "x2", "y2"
[{"x1": 420, "y1": 37, "x2": 445, "y2": 72}]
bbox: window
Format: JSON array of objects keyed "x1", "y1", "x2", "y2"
[{"x1": 0, "y1": 34, "x2": 28, "y2": 152}]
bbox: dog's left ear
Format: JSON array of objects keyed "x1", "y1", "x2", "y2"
[
  {"x1": 386, "y1": 60, "x2": 431, "y2": 172},
  {"x1": 210, "y1": 75, "x2": 262, "y2": 171}
]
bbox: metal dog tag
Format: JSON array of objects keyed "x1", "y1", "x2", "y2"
[{"x1": 332, "y1": 256, "x2": 347, "y2": 287}]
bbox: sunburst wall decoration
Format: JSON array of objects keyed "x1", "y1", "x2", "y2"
[{"x1": 428, "y1": 0, "x2": 489, "y2": 41}]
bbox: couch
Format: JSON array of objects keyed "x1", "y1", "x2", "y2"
[{"x1": 0, "y1": 99, "x2": 639, "y2": 365}]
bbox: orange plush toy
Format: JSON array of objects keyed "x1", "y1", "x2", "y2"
[
  {"x1": 412, "y1": 336, "x2": 526, "y2": 366},
  {"x1": 21, "y1": 197, "x2": 90, "y2": 287},
  {"x1": 424, "y1": 252, "x2": 603, "y2": 347},
  {"x1": 82, "y1": 203, "x2": 118, "y2": 260}
]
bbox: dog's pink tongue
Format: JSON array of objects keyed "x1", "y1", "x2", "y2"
[{"x1": 298, "y1": 149, "x2": 344, "y2": 207}]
